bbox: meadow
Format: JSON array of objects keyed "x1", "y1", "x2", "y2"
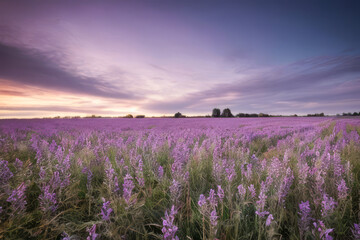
[{"x1": 0, "y1": 117, "x2": 359, "y2": 239}]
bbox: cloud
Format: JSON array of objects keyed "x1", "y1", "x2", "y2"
[
  {"x1": 0, "y1": 105, "x2": 133, "y2": 117},
  {"x1": 145, "y1": 55, "x2": 360, "y2": 114},
  {"x1": 0, "y1": 89, "x2": 28, "y2": 97},
  {"x1": 0, "y1": 41, "x2": 138, "y2": 100}
]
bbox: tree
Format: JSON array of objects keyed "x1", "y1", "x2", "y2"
[
  {"x1": 221, "y1": 108, "x2": 234, "y2": 117},
  {"x1": 212, "y1": 108, "x2": 221, "y2": 117},
  {"x1": 174, "y1": 112, "x2": 182, "y2": 118},
  {"x1": 124, "y1": 114, "x2": 133, "y2": 118}
]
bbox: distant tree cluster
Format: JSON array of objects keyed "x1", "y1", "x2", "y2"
[
  {"x1": 84, "y1": 115, "x2": 102, "y2": 118},
  {"x1": 236, "y1": 113, "x2": 270, "y2": 118},
  {"x1": 174, "y1": 112, "x2": 186, "y2": 118},
  {"x1": 211, "y1": 108, "x2": 234, "y2": 117},
  {"x1": 307, "y1": 113, "x2": 325, "y2": 117},
  {"x1": 212, "y1": 108, "x2": 271, "y2": 118},
  {"x1": 135, "y1": 115, "x2": 145, "y2": 118},
  {"x1": 342, "y1": 112, "x2": 360, "y2": 116}
]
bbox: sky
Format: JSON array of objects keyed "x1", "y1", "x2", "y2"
[{"x1": 0, "y1": 0, "x2": 359, "y2": 118}]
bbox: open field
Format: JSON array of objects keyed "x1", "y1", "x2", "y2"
[{"x1": 0, "y1": 117, "x2": 360, "y2": 239}]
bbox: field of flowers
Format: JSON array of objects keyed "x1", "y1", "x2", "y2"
[{"x1": 0, "y1": 117, "x2": 360, "y2": 239}]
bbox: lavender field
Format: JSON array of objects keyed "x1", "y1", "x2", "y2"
[{"x1": 1, "y1": 117, "x2": 360, "y2": 240}]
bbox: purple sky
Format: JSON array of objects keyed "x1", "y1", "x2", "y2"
[{"x1": 0, "y1": 0, "x2": 359, "y2": 118}]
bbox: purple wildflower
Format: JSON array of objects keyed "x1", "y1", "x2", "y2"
[
  {"x1": 210, "y1": 209, "x2": 218, "y2": 226},
  {"x1": 101, "y1": 197, "x2": 113, "y2": 221},
  {"x1": 312, "y1": 220, "x2": 333, "y2": 240},
  {"x1": 162, "y1": 205, "x2": 179, "y2": 240},
  {"x1": 50, "y1": 171, "x2": 62, "y2": 190},
  {"x1": 114, "y1": 176, "x2": 120, "y2": 193},
  {"x1": 255, "y1": 210, "x2": 269, "y2": 218},
  {"x1": 321, "y1": 194, "x2": 337, "y2": 217},
  {"x1": 55, "y1": 146, "x2": 64, "y2": 163},
  {"x1": 35, "y1": 148, "x2": 43, "y2": 164},
  {"x1": 39, "y1": 185, "x2": 57, "y2": 212},
  {"x1": 266, "y1": 214, "x2": 274, "y2": 226},
  {"x1": 278, "y1": 168, "x2": 294, "y2": 204},
  {"x1": 14, "y1": 158, "x2": 23, "y2": 170},
  {"x1": 105, "y1": 167, "x2": 115, "y2": 184},
  {"x1": 62, "y1": 232, "x2": 71, "y2": 240},
  {"x1": 198, "y1": 194, "x2": 206, "y2": 207},
  {"x1": 0, "y1": 160, "x2": 13, "y2": 185},
  {"x1": 158, "y1": 166, "x2": 164, "y2": 179},
  {"x1": 225, "y1": 160, "x2": 236, "y2": 182},
  {"x1": 298, "y1": 201, "x2": 311, "y2": 235},
  {"x1": 62, "y1": 154, "x2": 71, "y2": 172},
  {"x1": 86, "y1": 224, "x2": 98, "y2": 240},
  {"x1": 123, "y1": 174, "x2": 135, "y2": 204},
  {"x1": 352, "y1": 223, "x2": 360, "y2": 239},
  {"x1": 82, "y1": 167, "x2": 93, "y2": 191},
  {"x1": 7, "y1": 182, "x2": 27, "y2": 214},
  {"x1": 337, "y1": 179, "x2": 349, "y2": 200},
  {"x1": 208, "y1": 189, "x2": 218, "y2": 209},
  {"x1": 135, "y1": 158, "x2": 145, "y2": 187},
  {"x1": 217, "y1": 185, "x2": 224, "y2": 202},
  {"x1": 260, "y1": 176, "x2": 273, "y2": 193},
  {"x1": 49, "y1": 140, "x2": 57, "y2": 153},
  {"x1": 256, "y1": 190, "x2": 267, "y2": 212}
]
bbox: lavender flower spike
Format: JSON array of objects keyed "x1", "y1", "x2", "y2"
[
  {"x1": 198, "y1": 194, "x2": 206, "y2": 207},
  {"x1": 39, "y1": 185, "x2": 57, "y2": 213},
  {"x1": 298, "y1": 201, "x2": 311, "y2": 235},
  {"x1": 210, "y1": 209, "x2": 218, "y2": 227},
  {"x1": 87, "y1": 224, "x2": 98, "y2": 240},
  {"x1": 352, "y1": 223, "x2": 360, "y2": 239},
  {"x1": 162, "y1": 205, "x2": 179, "y2": 240},
  {"x1": 0, "y1": 160, "x2": 13, "y2": 185},
  {"x1": 123, "y1": 174, "x2": 135, "y2": 204},
  {"x1": 266, "y1": 214, "x2": 274, "y2": 226},
  {"x1": 101, "y1": 197, "x2": 113, "y2": 221},
  {"x1": 7, "y1": 182, "x2": 27, "y2": 214}
]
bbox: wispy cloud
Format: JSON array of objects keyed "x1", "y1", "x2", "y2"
[
  {"x1": 0, "y1": 42, "x2": 138, "y2": 100},
  {"x1": 145, "y1": 55, "x2": 360, "y2": 114}
]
